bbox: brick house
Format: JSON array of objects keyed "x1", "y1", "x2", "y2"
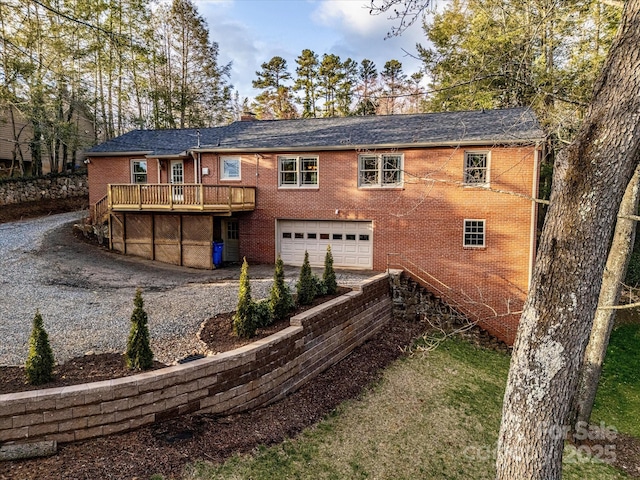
[{"x1": 87, "y1": 108, "x2": 545, "y2": 344}]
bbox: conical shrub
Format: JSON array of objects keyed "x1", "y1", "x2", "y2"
[
  {"x1": 270, "y1": 254, "x2": 293, "y2": 321},
  {"x1": 25, "y1": 310, "x2": 55, "y2": 385},
  {"x1": 234, "y1": 257, "x2": 257, "y2": 337},
  {"x1": 323, "y1": 245, "x2": 338, "y2": 295},
  {"x1": 125, "y1": 289, "x2": 154, "y2": 370},
  {"x1": 296, "y1": 250, "x2": 316, "y2": 305}
]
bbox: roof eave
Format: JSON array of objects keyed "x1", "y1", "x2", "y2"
[
  {"x1": 86, "y1": 151, "x2": 190, "y2": 158},
  {"x1": 192, "y1": 137, "x2": 546, "y2": 154},
  {"x1": 87, "y1": 150, "x2": 154, "y2": 157}
]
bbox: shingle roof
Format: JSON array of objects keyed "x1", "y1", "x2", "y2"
[{"x1": 88, "y1": 107, "x2": 544, "y2": 156}]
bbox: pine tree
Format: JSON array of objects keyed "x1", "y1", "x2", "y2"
[
  {"x1": 125, "y1": 289, "x2": 154, "y2": 370},
  {"x1": 252, "y1": 56, "x2": 297, "y2": 119},
  {"x1": 296, "y1": 250, "x2": 316, "y2": 305},
  {"x1": 294, "y1": 49, "x2": 319, "y2": 118},
  {"x1": 25, "y1": 310, "x2": 55, "y2": 385},
  {"x1": 270, "y1": 254, "x2": 294, "y2": 320},
  {"x1": 323, "y1": 245, "x2": 338, "y2": 295},
  {"x1": 233, "y1": 257, "x2": 256, "y2": 337}
]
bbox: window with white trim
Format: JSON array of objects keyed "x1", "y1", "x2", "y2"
[
  {"x1": 220, "y1": 156, "x2": 241, "y2": 180},
  {"x1": 464, "y1": 151, "x2": 489, "y2": 185},
  {"x1": 358, "y1": 153, "x2": 403, "y2": 187},
  {"x1": 464, "y1": 219, "x2": 485, "y2": 247},
  {"x1": 278, "y1": 156, "x2": 318, "y2": 187},
  {"x1": 131, "y1": 160, "x2": 147, "y2": 184}
]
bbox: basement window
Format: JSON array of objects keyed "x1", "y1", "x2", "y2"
[{"x1": 464, "y1": 219, "x2": 485, "y2": 247}]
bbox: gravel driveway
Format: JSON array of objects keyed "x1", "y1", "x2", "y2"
[{"x1": 0, "y1": 211, "x2": 375, "y2": 366}]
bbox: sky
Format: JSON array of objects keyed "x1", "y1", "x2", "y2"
[{"x1": 195, "y1": 0, "x2": 427, "y2": 100}]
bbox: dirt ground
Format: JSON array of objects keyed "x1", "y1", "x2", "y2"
[{"x1": 0, "y1": 197, "x2": 88, "y2": 224}]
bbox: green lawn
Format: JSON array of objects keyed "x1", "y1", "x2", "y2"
[
  {"x1": 181, "y1": 335, "x2": 633, "y2": 480},
  {"x1": 592, "y1": 323, "x2": 640, "y2": 437}
]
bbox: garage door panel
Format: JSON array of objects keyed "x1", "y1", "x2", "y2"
[{"x1": 278, "y1": 220, "x2": 373, "y2": 269}]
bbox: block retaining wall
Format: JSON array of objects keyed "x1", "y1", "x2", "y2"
[
  {"x1": 0, "y1": 173, "x2": 88, "y2": 206},
  {"x1": 0, "y1": 273, "x2": 392, "y2": 447}
]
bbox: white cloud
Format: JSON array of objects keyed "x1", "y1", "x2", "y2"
[
  {"x1": 312, "y1": 0, "x2": 388, "y2": 36},
  {"x1": 311, "y1": 0, "x2": 426, "y2": 73}
]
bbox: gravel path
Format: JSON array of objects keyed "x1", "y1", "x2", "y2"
[{"x1": 0, "y1": 212, "x2": 375, "y2": 366}]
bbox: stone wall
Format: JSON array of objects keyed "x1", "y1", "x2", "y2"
[
  {"x1": 0, "y1": 173, "x2": 88, "y2": 206},
  {"x1": 388, "y1": 269, "x2": 511, "y2": 352},
  {"x1": 0, "y1": 273, "x2": 392, "y2": 446}
]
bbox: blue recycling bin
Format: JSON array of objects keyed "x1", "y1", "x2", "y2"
[{"x1": 213, "y1": 241, "x2": 224, "y2": 267}]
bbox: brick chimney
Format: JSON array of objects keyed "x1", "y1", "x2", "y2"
[{"x1": 240, "y1": 111, "x2": 258, "y2": 121}]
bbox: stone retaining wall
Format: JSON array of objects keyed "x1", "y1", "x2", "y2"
[
  {"x1": 0, "y1": 273, "x2": 392, "y2": 446},
  {"x1": 0, "y1": 173, "x2": 88, "y2": 206}
]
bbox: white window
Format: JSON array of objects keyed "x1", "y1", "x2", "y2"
[
  {"x1": 464, "y1": 219, "x2": 485, "y2": 247},
  {"x1": 278, "y1": 156, "x2": 318, "y2": 188},
  {"x1": 358, "y1": 154, "x2": 403, "y2": 188},
  {"x1": 464, "y1": 151, "x2": 489, "y2": 185},
  {"x1": 221, "y1": 156, "x2": 241, "y2": 180},
  {"x1": 131, "y1": 159, "x2": 147, "y2": 184}
]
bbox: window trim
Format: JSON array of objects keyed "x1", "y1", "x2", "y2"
[
  {"x1": 358, "y1": 153, "x2": 404, "y2": 188},
  {"x1": 463, "y1": 219, "x2": 486, "y2": 248},
  {"x1": 131, "y1": 159, "x2": 148, "y2": 184},
  {"x1": 278, "y1": 155, "x2": 319, "y2": 188},
  {"x1": 463, "y1": 150, "x2": 490, "y2": 186},
  {"x1": 220, "y1": 156, "x2": 241, "y2": 181}
]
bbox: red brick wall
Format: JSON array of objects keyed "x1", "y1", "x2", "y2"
[
  {"x1": 88, "y1": 145, "x2": 538, "y2": 345},
  {"x1": 198, "y1": 146, "x2": 537, "y2": 344},
  {"x1": 88, "y1": 157, "x2": 160, "y2": 204}
]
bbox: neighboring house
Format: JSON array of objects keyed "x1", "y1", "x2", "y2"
[
  {"x1": 87, "y1": 108, "x2": 545, "y2": 345},
  {"x1": 0, "y1": 105, "x2": 95, "y2": 177}
]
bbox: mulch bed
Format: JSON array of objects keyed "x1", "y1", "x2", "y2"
[
  {"x1": 0, "y1": 288, "x2": 350, "y2": 394},
  {"x1": 0, "y1": 317, "x2": 428, "y2": 480}
]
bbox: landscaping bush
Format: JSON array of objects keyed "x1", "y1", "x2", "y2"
[
  {"x1": 269, "y1": 254, "x2": 294, "y2": 321},
  {"x1": 322, "y1": 245, "x2": 338, "y2": 295},
  {"x1": 234, "y1": 258, "x2": 258, "y2": 337},
  {"x1": 252, "y1": 299, "x2": 274, "y2": 329},
  {"x1": 25, "y1": 310, "x2": 55, "y2": 385},
  {"x1": 313, "y1": 274, "x2": 328, "y2": 296},
  {"x1": 296, "y1": 250, "x2": 316, "y2": 305},
  {"x1": 125, "y1": 289, "x2": 154, "y2": 370}
]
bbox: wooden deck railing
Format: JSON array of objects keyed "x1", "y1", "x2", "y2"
[{"x1": 107, "y1": 184, "x2": 256, "y2": 212}]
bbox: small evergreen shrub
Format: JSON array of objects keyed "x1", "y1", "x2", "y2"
[
  {"x1": 322, "y1": 245, "x2": 338, "y2": 294},
  {"x1": 252, "y1": 299, "x2": 274, "y2": 329},
  {"x1": 313, "y1": 274, "x2": 328, "y2": 296},
  {"x1": 296, "y1": 250, "x2": 316, "y2": 305},
  {"x1": 125, "y1": 289, "x2": 154, "y2": 370},
  {"x1": 234, "y1": 257, "x2": 257, "y2": 337},
  {"x1": 269, "y1": 255, "x2": 294, "y2": 320},
  {"x1": 25, "y1": 310, "x2": 55, "y2": 385}
]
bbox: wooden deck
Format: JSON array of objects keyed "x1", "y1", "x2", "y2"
[{"x1": 107, "y1": 184, "x2": 256, "y2": 213}]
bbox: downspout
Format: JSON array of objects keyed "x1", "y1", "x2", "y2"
[
  {"x1": 157, "y1": 159, "x2": 161, "y2": 183},
  {"x1": 528, "y1": 144, "x2": 542, "y2": 288}
]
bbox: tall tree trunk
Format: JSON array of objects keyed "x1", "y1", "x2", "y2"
[
  {"x1": 495, "y1": 1, "x2": 640, "y2": 478},
  {"x1": 571, "y1": 164, "x2": 640, "y2": 429}
]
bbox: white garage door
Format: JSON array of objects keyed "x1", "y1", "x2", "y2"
[{"x1": 278, "y1": 220, "x2": 373, "y2": 269}]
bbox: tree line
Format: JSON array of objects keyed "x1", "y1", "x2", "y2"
[
  {"x1": 0, "y1": 0, "x2": 232, "y2": 176},
  {"x1": 248, "y1": 53, "x2": 427, "y2": 119}
]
